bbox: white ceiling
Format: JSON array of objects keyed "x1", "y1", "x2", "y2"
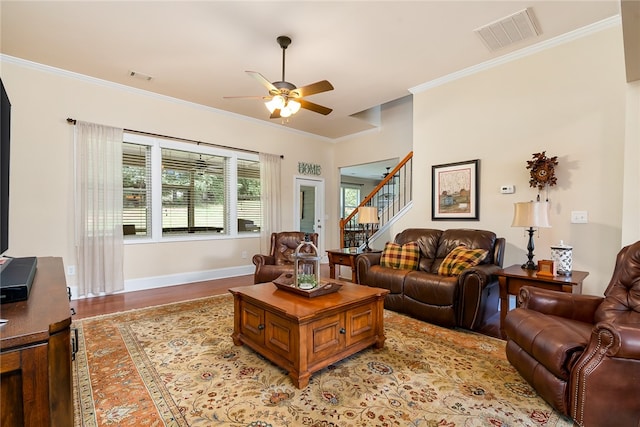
[
  {"x1": 341, "y1": 157, "x2": 400, "y2": 181},
  {"x1": 0, "y1": 1, "x2": 621, "y2": 140}
]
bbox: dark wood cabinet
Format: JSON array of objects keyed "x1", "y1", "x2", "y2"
[{"x1": 0, "y1": 257, "x2": 73, "y2": 427}]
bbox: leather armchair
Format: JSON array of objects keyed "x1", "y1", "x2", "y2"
[
  {"x1": 252, "y1": 231, "x2": 319, "y2": 284},
  {"x1": 504, "y1": 241, "x2": 640, "y2": 427}
]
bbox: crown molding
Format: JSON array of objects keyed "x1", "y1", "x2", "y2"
[
  {"x1": 410, "y1": 15, "x2": 622, "y2": 95},
  {"x1": 0, "y1": 54, "x2": 332, "y2": 142},
  {"x1": 1, "y1": 14, "x2": 622, "y2": 142}
]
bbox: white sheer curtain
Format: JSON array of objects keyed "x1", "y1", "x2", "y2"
[
  {"x1": 74, "y1": 121, "x2": 124, "y2": 297},
  {"x1": 259, "y1": 153, "x2": 282, "y2": 253}
]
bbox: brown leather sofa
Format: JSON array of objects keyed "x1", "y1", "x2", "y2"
[
  {"x1": 504, "y1": 241, "x2": 640, "y2": 427},
  {"x1": 356, "y1": 228, "x2": 505, "y2": 331},
  {"x1": 252, "y1": 231, "x2": 319, "y2": 284}
]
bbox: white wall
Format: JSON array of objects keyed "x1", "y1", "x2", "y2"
[
  {"x1": 401, "y1": 26, "x2": 628, "y2": 296},
  {"x1": 334, "y1": 96, "x2": 413, "y2": 171},
  {"x1": 622, "y1": 81, "x2": 640, "y2": 246},
  {"x1": 334, "y1": 95, "x2": 414, "y2": 245},
  {"x1": 1, "y1": 58, "x2": 339, "y2": 294},
  {"x1": 3, "y1": 23, "x2": 635, "y2": 298}
]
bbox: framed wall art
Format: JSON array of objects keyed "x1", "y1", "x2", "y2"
[{"x1": 432, "y1": 159, "x2": 479, "y2": 220}]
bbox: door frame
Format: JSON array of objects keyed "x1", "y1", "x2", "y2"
[{"x1": 293, "y1": 176, "x2": 325, "y2": 260}]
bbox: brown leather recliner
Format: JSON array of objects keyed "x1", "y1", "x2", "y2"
[
  {"x1": 504, "y1": 241, "x2": 640, "y2": 427},
  {"x1": 252, "y1": 232, "x2": 319, "y2": 284}
]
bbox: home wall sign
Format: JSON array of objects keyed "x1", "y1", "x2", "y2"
[{"x1": 298, "y1": 162, "x2": 322, "y2": 176}]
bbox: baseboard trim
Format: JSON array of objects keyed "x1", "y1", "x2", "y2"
[{"x1": 69, "y1": 264, "x2": 254, "y2": 300}]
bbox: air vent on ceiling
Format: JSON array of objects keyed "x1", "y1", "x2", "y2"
[{"x1": 474, "y1": 8, "x2": 540, "y2": 52}]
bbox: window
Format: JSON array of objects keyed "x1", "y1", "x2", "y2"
[
  {"x1": 122, "y1": 133, "x2": 260, "y2": 240},
  {"x1": 341, "y1": 184, "x2": 361, "y2": 219},
  {"x1": 161, "y1": 148, "x2": 227, "y2": 235},
  {"x1": 237, "y1": 159, "x2": 261, "y2": 233},
  {"x1": 122, "y1": 143, "x2": 151, "y2": 237}
]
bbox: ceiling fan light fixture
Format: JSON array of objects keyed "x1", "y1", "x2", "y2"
[
  {"x1": 265, "y1": 95, "x2": 286, "y2": 113},
  {"x1": 280, "y1": 105, "x2": 293, "y2": 118},
  {"x1": 265, "y1": 100, "x2": 276, "y2": 113},
  {"x1": 273, "y1": 95, "x2": 285, "y2": 109},
  {"x1": 226, "y1": 35, "x2": 333, "y2": 119},
  {"x1": 287, "y1": 99, "x2": 301, "y2": 114},
  {"x1": 280, "y1": 99, "x2": 301, "y2": 117}
]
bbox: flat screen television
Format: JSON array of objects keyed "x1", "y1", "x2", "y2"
[{"x1": 1, "y1": 78, "x2": 10, "y2": 257}]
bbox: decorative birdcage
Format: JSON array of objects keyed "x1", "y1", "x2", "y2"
[{"x1": 294, "y1": 241, "x2": 320, "y2": 290}]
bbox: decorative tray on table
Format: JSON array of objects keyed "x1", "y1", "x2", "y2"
[{"x1": 273, "y1": 273, "x2": 343, "y2": 298}]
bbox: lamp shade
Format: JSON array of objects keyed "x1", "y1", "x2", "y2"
[
  {"x1": 511, "y1": 201, "x2": 551, "y2": 228},
  {"x1": 358, "y1": 206, "x2": 379, "y2": 225}
]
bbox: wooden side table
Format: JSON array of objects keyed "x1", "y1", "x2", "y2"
[
  {"x1": 497, "y1": 264, "x2": 589, "y2": 338},
  {"x1": 326, "y1": 249, "x2": 381, "y2": 283}
]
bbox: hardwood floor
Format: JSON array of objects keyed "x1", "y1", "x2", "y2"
[
  {"x1": 70, "y1": 265, "x2": 501, "y2": 339},
  {"x1": 71, "y1": 265, "x2": 333, "y2": 319},
  {"x1": 70, "y1": 274, "x2": 253, "y2": 319}
]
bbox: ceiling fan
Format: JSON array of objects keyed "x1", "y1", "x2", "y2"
[
  {"x1": 383, "y1": 167, "x2": 398, "y2": 179},
  {"x1": 224, "y1": 35, "x2": 334, "y2": 119}
]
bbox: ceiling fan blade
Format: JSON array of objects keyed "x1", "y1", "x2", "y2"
[
  {"x1": 270, "y1": 109, "x2": 281, "y2": 119},
  {"x1": 289, "y1": 80, "x2": 334, "y2": 98},
  {"x1": 246, "y1": 71, "x2": 280, "y2": 96},
  {"x1": 298, "y1": 99, "x2": 333, "y2": 115}
]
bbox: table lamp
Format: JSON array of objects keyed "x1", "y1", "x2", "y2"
[
  {"x1": 511, "y1": 201, "x2": 551, "y2": 270},
  {"x1": 358, "y1": 206, "x2": 379, "y2": 252}
]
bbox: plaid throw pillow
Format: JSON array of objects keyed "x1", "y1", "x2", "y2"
[
  {"x1": 438, "y1": 245, "x2": 488, "y2": 276},
  {"x1": 380, "y1": 241, "x2": 420, "y2": 270}
]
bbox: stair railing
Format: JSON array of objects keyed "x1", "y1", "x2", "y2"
[{"x1": 340, "y1": 151, "x2": 413, "y2": 248}]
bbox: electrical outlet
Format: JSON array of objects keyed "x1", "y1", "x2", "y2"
[
  {"x1": 241, "y1": 250, "x2": 248, "y2": 259},
  {"x1": 67, "y1": 265, "x2": 76, "y2": 276},
  {"x1": 571, "y1": 211, "x2": 588, "y2": 224}
]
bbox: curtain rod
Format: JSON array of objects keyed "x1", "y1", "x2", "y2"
[{"x1": 66, "y1": 118, "x2": 284, "y2": 159}]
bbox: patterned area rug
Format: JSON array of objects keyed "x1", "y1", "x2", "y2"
[{"x1": 73, "y1": 293, "x2": 573, "y2": 427}]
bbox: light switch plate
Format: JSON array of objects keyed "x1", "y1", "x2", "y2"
[{"x1": 571, "y1": 211, "x2": 588, "y2": 224}]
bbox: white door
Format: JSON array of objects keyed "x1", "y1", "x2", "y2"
[{"x1": 294, "y1": 177, "x2": 325, "y2": 258}]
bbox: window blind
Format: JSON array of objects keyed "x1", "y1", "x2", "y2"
[
  {"x1": 122, "y1": 142, "x2": 151, "y2": 237},
  {"x1": 161, "y1": 148, "x2": 228, "y2": 235},
  {"x1": 122, "y1": 133, "x2": 261, "y2": 240},
  {"x1": 237, "y1": 159, "x2": 261, "y2": 232}
]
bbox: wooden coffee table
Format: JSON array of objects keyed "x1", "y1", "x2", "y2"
[{"x1": 229, "y1": 281, "x2": 389, "y2": 388}]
